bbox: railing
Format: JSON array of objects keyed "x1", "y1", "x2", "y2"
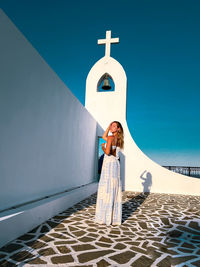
[{"x1": 163, "y1": 166, "x2": 200, "y2": 178}]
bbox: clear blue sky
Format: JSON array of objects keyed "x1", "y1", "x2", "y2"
[{"x1": 1, "y1": 0, "x2": 200, "y2": 166}]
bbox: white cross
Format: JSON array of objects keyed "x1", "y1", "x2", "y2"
[{"x1": 97, "y1": 30, "x2": 119, "y2": 57}]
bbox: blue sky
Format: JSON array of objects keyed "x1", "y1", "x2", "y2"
[{"x1": 1, "y1": 0, "x2": 200, "y2": 166}]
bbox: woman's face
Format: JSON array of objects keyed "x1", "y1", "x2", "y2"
[{"x1": 110, "y1": 122, "x2": 118, "y2": 133}]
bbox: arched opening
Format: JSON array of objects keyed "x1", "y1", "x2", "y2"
[{"x1": 97, "y1": 73, "x2": 115, "y2": 92}]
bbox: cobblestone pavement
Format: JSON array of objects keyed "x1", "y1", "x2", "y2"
[{"x1": 0, "y1": 191, "x2": 200, "y2": 267}]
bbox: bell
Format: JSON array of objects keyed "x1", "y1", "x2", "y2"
[{"x1": 102, "y1": 75, "x2": 111, "y2": 90}]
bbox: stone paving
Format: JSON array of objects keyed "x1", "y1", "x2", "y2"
[{"x1": 0, "y1": 191, "x2": 200, "y2": 267}]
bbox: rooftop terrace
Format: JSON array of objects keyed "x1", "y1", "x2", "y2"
[{"x1": 0, "y1": 191, "x2": 200, "y2": 266}]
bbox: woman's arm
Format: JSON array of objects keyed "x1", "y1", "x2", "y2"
[
  {"x1": 103, "y1": 136, "x2": 113, "y2": 155},
  {"x1": 140, "y1": 170, "x2": 146, "y2": 180},
  {"x1": 101, "y1": 143, "x2": 106, "y2": 154},
  {"x1": 102, "y1": 123, "x2": 112, "y2": 141},
  {"x1": 101, "y1": 143, "x2": 106, "y2": 153}
]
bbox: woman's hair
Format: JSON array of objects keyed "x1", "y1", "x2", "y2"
[{"x1": 111, "y1": 121, "x2": 124, "y2": 149}]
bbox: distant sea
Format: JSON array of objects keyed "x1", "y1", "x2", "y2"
[
  {"x1": 146, "y1": 150, "x2": 200, "y2": 178},
  {"x1": 146, "y1": 150, "x2": 200, "y2": 167}
]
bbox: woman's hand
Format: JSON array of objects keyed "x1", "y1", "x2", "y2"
[{"x1": 102, "y1": 122, "x2": 113, "y2": 141}]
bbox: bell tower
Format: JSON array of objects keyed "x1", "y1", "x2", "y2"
[
  {"x1": 84, "y1": 30, "x2": 200, "y2": 196},
  {"x1": 85, "y1": 30, "x2": 127, "y2": 135}
]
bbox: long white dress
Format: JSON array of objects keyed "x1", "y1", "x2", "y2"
[{"x1": 94, "y1": 145, "x2": 122, "y2": 225}]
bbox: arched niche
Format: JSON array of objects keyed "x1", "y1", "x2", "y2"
[{"x1": 97, "y1": 73, "x2": 115, "y2": 92}]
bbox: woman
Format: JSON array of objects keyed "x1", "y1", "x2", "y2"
[{"x1": 94, "y1": 121, "x2": 124, "y2": 226}]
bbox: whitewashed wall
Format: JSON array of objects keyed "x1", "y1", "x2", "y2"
[
  {"x1": 85, "y1": 55, "x2": 200, "y2": 196},
  {"x1": 0, "y1": 9, "x2": 98, "y2": 211}
]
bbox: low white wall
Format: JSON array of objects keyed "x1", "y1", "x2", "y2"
[
  {"x1": 0, "y1": 9, "x2": 98, "y2": 211},
  {"x1": 0, "y1": 182, "x2": 98, "y2": 248}
]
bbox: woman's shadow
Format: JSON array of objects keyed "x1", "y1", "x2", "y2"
[{"x1": 122, "y1": 170, "x2": 152, "y2": 223}]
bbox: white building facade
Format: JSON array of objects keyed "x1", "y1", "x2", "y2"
[{"x1": 85, "y1": 30, "x2": 200, "y2": 196}]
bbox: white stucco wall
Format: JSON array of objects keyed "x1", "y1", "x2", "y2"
[
  {"x1": 0, "y1": 9, "x2": 98, "y2": 211},
  {"x1": 85, "y1": 55, "x2": 200, "y2": 196}
]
